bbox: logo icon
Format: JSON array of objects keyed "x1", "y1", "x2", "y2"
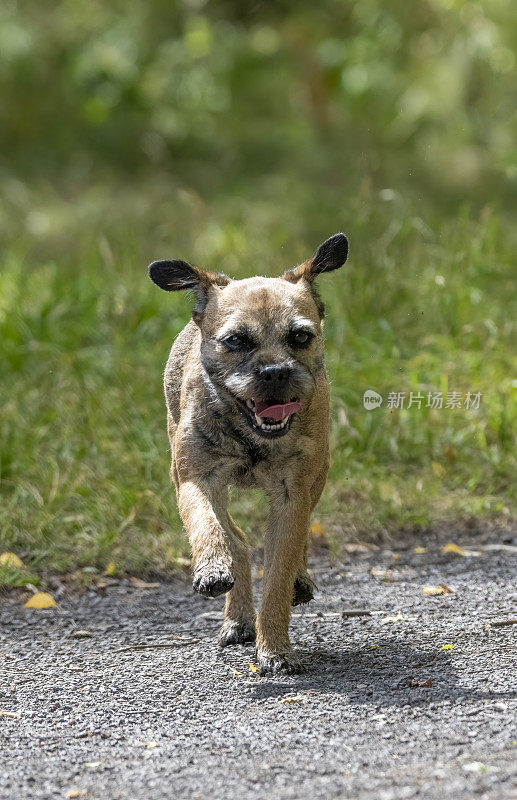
[{"x1": 363, "y1": 389, "x2": 383, "y2": 410}]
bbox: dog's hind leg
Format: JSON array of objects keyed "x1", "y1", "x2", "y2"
[
  {"x1": 292, "y1": 541, "x2": 316, "y2": 606},
  {"x1": 291, "y1": 463, "x2": 327, "y2": 606},
  {"x1": 218, "y1": 515, "x2": 256, "y2": 647}
]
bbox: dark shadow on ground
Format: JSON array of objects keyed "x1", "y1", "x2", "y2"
[{"x1": 251, "y1": 642, "x2": 517, "y2": 707}]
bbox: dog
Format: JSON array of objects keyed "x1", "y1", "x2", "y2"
[{"x1": 148, "y1": 233, "x2": 348, "y2": 674}]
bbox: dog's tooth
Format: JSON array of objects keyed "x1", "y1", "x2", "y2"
[
  {"x1": 255, "y1": 413, "x2": 263, "y2": 426},
  {"x1": 246, "y1": 399, "x2": 253, "y2": 409}
]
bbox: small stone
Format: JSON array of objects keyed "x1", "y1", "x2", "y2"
[{"x1": 72, "y1": 630, "x2": 93, "y2": 639}]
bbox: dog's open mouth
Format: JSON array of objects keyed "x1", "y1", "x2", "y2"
[{"x1": 236, "y1": 397, "x2": 302, "y2": 438}]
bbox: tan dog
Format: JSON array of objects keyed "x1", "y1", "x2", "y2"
[{"x1": 148, "y1": 233, "x2": 348, "y2": 674}]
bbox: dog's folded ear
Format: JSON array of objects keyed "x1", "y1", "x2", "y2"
[
  {"x1": 148, "y1": 259, "x2": 231, "y2": 322},
  {"x1": 149, "y1": 259, "x2": 200, "y2": 292},
  {"x1": 283, "y1": 233, "x2": 348, "y2": 284},
  {"x1": 148, "y1": 259, "x2": 230, "y2": 292}
]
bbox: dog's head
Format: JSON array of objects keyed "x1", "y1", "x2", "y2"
[{"x1": 149, "y1": 234, "x2": 348, "y2": 439}]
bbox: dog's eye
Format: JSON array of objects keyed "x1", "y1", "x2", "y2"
[
  {"x1": 289, "y1": 329, "x2": 313, "y2": 348},
  {"x1": 222, "y1": 333, "x2": 253, "y2": 351}
]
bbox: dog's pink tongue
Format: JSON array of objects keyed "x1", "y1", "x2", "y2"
[{"x1": 254, "y1": 400, "x2": 302, "y2": 422}]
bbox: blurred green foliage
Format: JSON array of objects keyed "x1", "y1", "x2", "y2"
[
  {"x1": 0, "y1": 0, "x2": 515, "y2": 582},
  {"x1": 1, "y1": 0, "x2": 516, "y2": 224}
]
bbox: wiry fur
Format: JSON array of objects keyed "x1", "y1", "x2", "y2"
[{"x1": 149, "y1": 234, "x2": 348, "y2": 674}]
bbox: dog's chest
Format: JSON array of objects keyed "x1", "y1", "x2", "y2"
[{"x1": 229, "y1": 439, "x2": 310, "y2": 491}]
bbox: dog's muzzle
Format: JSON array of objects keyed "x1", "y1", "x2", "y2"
[{"x1": 236, "y1": 395, "x2": 302, "y2": 438}]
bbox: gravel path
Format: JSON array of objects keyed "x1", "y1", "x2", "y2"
[{"x1": 1, "y1": 534, "x2": 516, "y2": 800}]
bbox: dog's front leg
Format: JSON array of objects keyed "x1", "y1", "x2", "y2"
[
  {"x1": 177, "y1": 479, "x2": 239, "y2": 599},
  {"x1": 256, "y1": 483, "x2": 310, "y2": 675}
]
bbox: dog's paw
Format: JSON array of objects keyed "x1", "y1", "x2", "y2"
[
  {"x1": 218, "y1": 618, "x2": 256, "y2": 648},
  {"x1": 292, "y1": 575, "x2": 315, "y2": 606},
  {"x1": 192, "y1": 565, "x2": 234, "y2": 598},
  {"x1": 256, "y1": 650, "x2": 304, "y2": 676}
]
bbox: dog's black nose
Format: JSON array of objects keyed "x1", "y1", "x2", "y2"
[{"x1": 258, "y1": 364, "x2": 292, "y2": 392}]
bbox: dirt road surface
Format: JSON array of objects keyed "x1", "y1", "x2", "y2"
[{"x1": 1, "y1": 534, "x2": 516, "y2": 799}]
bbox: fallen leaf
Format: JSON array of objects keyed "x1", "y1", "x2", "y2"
[
  {"x1": 249, "y1": 662, "x2": 260, "y2": 673},
  {"x1": 0, "y1": 710, "x2": 19, "y2": 717},
  {"x1": 422, "y1": 583, "x2": 454, "y2": 594},
  {"x1": 67, "y1": 792, "x2": 85, "y2": 798},
  {"x1": 413, "y1": 546, "x2": 427, "y2": 554},
  {"x1": 104, "y1": 561, "x2": 117, "y2": 576},
  {"x1": 310, "y1": 520, "x2": 326, "y2": 536},
  {"x1": 230, "y1": 668, "x2": 243, "y2": 677},
  {"x1": 440, "y1": 644, "x2": 455, "y2": 650},
  {"x1": 84, "y1": 760, "x2": 103, "y2": 768},
  {"x1": 409, "y1": 678, "x2": 433, "y2": 688},
  {"x1": 0, "y1": 552, "x2": 24, "y2": 568},
  {"x1": 442, "y1": 543, "x2": 465, "y2": 556},
  {"x1": 24, "y1": 592, "x2": 57, "y2": 609},
  {"x1": 279, "y1": 696, "x2": 304, "y2": 704}
]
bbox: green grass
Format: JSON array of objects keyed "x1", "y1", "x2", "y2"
[{"x1": 0, "y1": 195, "x2": 515, "y2": 587}]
